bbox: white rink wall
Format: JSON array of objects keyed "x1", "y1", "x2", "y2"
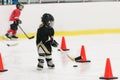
[{"x1": 0, "y1": 2, "x2": 120, "y2": 35}]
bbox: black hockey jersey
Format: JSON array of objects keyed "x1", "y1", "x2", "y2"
[{"x1": 36, "y1": 24, "x2": 54, "y2": 45}]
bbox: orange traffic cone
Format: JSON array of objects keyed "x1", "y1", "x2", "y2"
[
  {"x1": 100, "y1": 58, "x2": 118, "y2": 79},
  {"x1": 76, "y1": 45, "x2": 91, "y2": 63},
  {"x1": 0, "y1": 53, "x2": 8, "y2": 72},
  {"x1": 58, "y1": 36, "x2": 69, "y2": 51}
]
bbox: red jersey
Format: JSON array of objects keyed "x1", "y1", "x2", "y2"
[{"x1": 9, "y1": 8, "x2": 21, "y2": 21}]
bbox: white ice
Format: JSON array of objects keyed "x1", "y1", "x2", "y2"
[{"x1": 0, "y1": 34, "x2": 120, "y2": 80}]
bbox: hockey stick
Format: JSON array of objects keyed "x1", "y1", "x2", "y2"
[
  {"x1": 57, "y1": 45, "x2": 82, "y2": 62},
  {"x1": 6, "y1": 43, "x2": 18, "y2": 47},
  {"x1": 1, "y1": 41, "x2": 18, "y2": 47},
  {"x1": 66, "y1": 54, "x2": 82, "y2": 62},
  {"x1": 18, "y1": 25, "x2": 34, "y2": 39}
]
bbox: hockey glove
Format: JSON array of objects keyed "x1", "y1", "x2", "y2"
[
  {"x1": 15, "y1": 19, "x2": 22, "y2": 24},
  {"x1": 51, "y1": 40, "x2": 58, "y2": 47}
]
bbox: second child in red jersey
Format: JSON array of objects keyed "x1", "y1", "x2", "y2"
[{"x1": 5, "y1": 2, "x2": 24, "y2": 40}]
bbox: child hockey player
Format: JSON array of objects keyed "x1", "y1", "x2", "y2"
[
  {"x1": 5, "y1": 2, "x2": 24, "y2": 40},
  {"x1": 36, "y1": 13, "x2": 58, "y2": 70}
]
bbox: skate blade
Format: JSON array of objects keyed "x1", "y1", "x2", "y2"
[
  {"x1": 48, "y1": 67, "x2": 55, "y2": 69},
  {"x1": 37, "y1": 67, "x2": 43, "y2": 70},
  {"x1": 10, "y1": 38, "x2": 18, "y2": 41}
]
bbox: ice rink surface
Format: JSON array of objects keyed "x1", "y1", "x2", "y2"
[{"x1": 0, "y1": 34, "x2": 120, "y2": 80}]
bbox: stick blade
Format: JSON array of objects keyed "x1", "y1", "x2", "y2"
[
  {"x1": 7, "y1": 43, "x2": 18, "y2": 47},
  {"x1": 28, "y1": 36, "x2": 34, "y2": 39}
]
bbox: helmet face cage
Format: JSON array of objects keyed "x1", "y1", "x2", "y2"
[{"x1": 42, "y1": 13, "x2": 54, "y2": 25}]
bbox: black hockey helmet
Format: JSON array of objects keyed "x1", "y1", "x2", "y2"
[
  {"x1": 41, "y1": 13, "x2": 54, "y2": 25},
  {"x1": 16, "y1": 2, "x2": 24, "y2": 9}
]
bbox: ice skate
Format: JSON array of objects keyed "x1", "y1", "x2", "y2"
[
  {"x1": 4, "y1": 33, "x2": 12, "y2": 40},
  {"x1": 37, "y1": 63, "x2": 44, "y2": 70},
  {"x1": 37, "y1": 59, "x2": 44, "y2": 70},
  {"x1": 12, "y1": 35, "x2": 18, "y2": 39},
  {"x1": 11, "y1": 35, "x2": 18, "y2": 40},
  {"x1": 37, "y1": 65, "x2": 43, "y2": 70},
  {"x1": 47, "y1": 60, "x2": 55, "y2": 69}
]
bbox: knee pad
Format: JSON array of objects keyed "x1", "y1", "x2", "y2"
[{"x1": 38, "y1": 53, "x2": 45, "y2": 56}]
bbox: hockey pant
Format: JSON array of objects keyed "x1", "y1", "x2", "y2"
[
  {"x1": 7, "y1": 21, "x2": 19, "y2": 35},
  {"x1": 37, "y1": 41, "x2": 54, "y2": 68}
]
